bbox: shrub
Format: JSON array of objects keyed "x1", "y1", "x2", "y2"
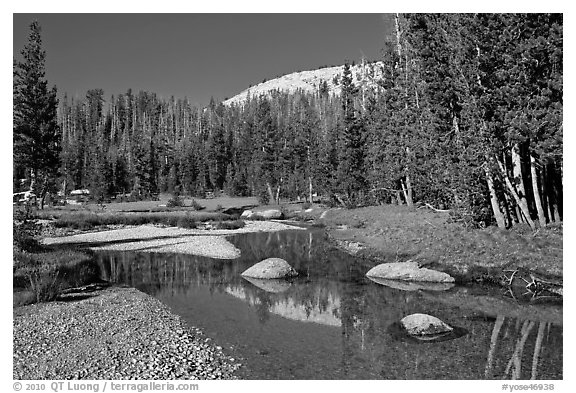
[
  {"x1": 167, "y1": 195, "x2": 185, "y2": 208},
  {"x1": 121, "y1": 214, "x2": 146, "y2": 226},
  {"x1": 13, "y1": 220, "x2": 42, "y2": 253},
  {"x1": 301, "y1": 202, "x2": 312, "y2": 210},
  {"x1": 190, "y1": 199, "x2": 205, "y2": 211},
  {"x1": 14, "y1": 250, "x2": 92, "y2": 303},
  {"x1": 213, "y1": 220, "x2": 246, "y2": 230},
  {"x1": 257, "y1": 189, "x2": 270, "y2": 205},
  {"x1": 280, "y1": 206, "x2": 293, "y2": 219},
  {"x1": 27, "y1": 266, "x2": 62, "y2": 303},
  {"x1": 167, "y1": 215, "x2": 180, "y2": 227},
  {"x1": 177, "y1": 216, "x2": 197, "y2": 229},
  {"x1": 53, "y1": 213, "x2": 98, "y2": 230}
]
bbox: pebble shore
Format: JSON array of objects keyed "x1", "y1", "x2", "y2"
[
  {"x1": 42, "y1": 221, "x2": 304, "y2": 258},
  {"x1": 13, "y1": 286, "x2": 241, "y2": 380}
]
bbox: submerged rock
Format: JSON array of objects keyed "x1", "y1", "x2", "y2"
[
  {"x1": 400, "y1": 313, "x2": 454, "y2": 336},
  {"x1": 366, "y1": 262, "x2": 454, "y2": 283},
  {"x1": 367, "y1": 276, "x2": 454, "y2": 291},
  {"x1": 241, "y1": 258, "x2": 298, "y2": 279}
]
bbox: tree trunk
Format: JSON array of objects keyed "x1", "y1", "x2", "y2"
[
  {"x1": 516, "y1": 204, "x2": 526, "y2": 224},
  {"x1": 485, "y1": 164, "x2": 506, "y2": 228},
  {"x1": 38, "y1": 173, "x2": 49, "y2": 210},
  {"x1": 511, "y1": 144, "x2": 531, "y2": 222},
  {"x1": 309, "y1": 175, "x2": 313, "y2": 204},
  {"x1": 530, "y1": 154, "x2": 547, "y2": 227},
  {"x1": 395, "y1": 191, "x2": 403, "y2": 205},
  {"x1": 546, "y1": 195, "x2": 554, "y2": 223},
  {"x1": 497, "y1": 158, "x2": 536, "y2": 230},
  {"x1": 551, "y1": 171, "x2": 561, "y2": 221},
  {"x1": 275, "y1": 184, "x2": 281, "y2": 205},
  {"x1": 542, "y1": 165, "x2": 554, "y2": 223},
  {"x1": 405, "y1": 174, "x2": 413, "y2": 206},
  {"x1": 266, "y1": 182, "x2": 274, "y2": 205},
  {"x1": 29, "y1": 168, "x2": 37, "y2": 194},
  {"x1": 394, "y1": 13, "x2": 402, "y2": 59},
  {"x1": 335, "y1": 193, "x2": 347, "y2": 207},
  {"x1": 401, "y1": 179, "x2": 409, "y2": 205}
]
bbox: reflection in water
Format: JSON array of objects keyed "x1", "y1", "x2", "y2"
[
  {"x1": 367, "y1": 276, "x2": 455, "y2": 291},
  {"x1": 226, "y1": 281, "x2": 341, "y2": 326},
  {"x1": 91, "y1": 228, "x2": 562, "y2": 380},
  {"x1": 241, "y1": 277, "x2": 292, "y2": 293}
]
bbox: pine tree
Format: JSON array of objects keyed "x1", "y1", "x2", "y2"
[
  {"x1": 14, "y1": 21, "x2": 60, "y2": 207},
  {"x1": 337, "y1": 63, "x2": 366, "y2": 205}
]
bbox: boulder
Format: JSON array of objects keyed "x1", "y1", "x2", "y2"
[
  {"x1": 366, "y1": 261, "x2": 454, "y2": 283},
  {"x1": 240, "y1": 209, "x2": 283, "y2": 219},
  {"x1": 241, "y1": 258, "x2": 298, "y2": 279},
  {"x1": 240, "y1": 210, "x2": 254, "y2": 218},
  {"x1": 256, "y1": 209, "x2": 284, "y2": 219},
  {"x1": 400, "y1": 313, "x2": 453, "y2": 336}
]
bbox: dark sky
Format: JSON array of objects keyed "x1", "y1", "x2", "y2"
[{"x1": 13, "y1": 14, "x2": 393, "y2": 107}]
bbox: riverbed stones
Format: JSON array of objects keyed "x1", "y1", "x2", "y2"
[
  {"x1": 13, "y1": 287, "x2": 241, "y2": 380},
  {"x1": 366, "y1": 261, "x2": 454, "y2": 283},
  {"x1": 42, "y1": 222, "x2": 305, "y2": 258},
  {"x1": 241, "y1": 258, "x2": 298, "y2": 279},
  {"x1": 400, "y1": 313, "x2": 454, "y2": 336}
]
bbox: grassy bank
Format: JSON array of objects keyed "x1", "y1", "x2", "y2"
[
  {"x1": 13, "y1": 218, "x2": 95, "y2": 306},
  {"x1": 36, "y1": 210, "x2": 243, "y2": 231},
  {"x1": 320, "y1": 205, "x2": 562, "y2": 284}
]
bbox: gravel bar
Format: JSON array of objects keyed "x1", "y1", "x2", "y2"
[
  {"x1": 42, "y1": 222, "x2": 304, "y2": 258},
  {"x1": 13, "y1": 286, "x2": 241, "y2": 380}
]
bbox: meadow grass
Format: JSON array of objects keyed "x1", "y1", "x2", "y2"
[
  {"x1": 42, "y1": 211, "x2": 239, "y2": 230},
  {"x1": 323, "y1": 205, "x2": 563, "y2": 281},
  {"x1": 13, "y1": 248, "x2": 94, "y2": 304},
  {"x1": 212, "y1": 219, "x2": 246, "y2": 230}
]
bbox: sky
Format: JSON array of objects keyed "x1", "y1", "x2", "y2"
[{"x1": 13, "y1": 13, "x2": 393, "y2": 107}]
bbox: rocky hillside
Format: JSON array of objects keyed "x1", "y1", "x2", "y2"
[{"x1": 223, "y1": 62, "x2": 384, "y2": 106}]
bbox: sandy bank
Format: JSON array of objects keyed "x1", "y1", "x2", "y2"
[{"x1": 42, "y1": 221, "x2": 304, "y2": 259}]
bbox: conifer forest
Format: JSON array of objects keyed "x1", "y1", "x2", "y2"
[{"x1": 14, "y1": 14, "x2": 563, "y2": 229}]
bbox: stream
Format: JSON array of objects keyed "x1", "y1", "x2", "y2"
[{"x1": 91, "y1": 228, "x2": 563, "y2": 380}]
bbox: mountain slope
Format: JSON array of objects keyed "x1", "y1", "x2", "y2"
[{"x1": 223, "y1": 62, "x2": 384, "y2": 106}]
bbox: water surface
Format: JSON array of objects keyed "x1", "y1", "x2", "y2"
[{"x1": 93, "y1": 228, "x2": 563, "y2": 380}]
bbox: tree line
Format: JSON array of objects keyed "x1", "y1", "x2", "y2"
[{"x1": 14, "y1": 14, "x2": 562, "y2": 228}]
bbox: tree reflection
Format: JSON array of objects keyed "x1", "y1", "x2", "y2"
[{"x1": 89, "y1": 230, "x2": 562, "y2": 380}]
